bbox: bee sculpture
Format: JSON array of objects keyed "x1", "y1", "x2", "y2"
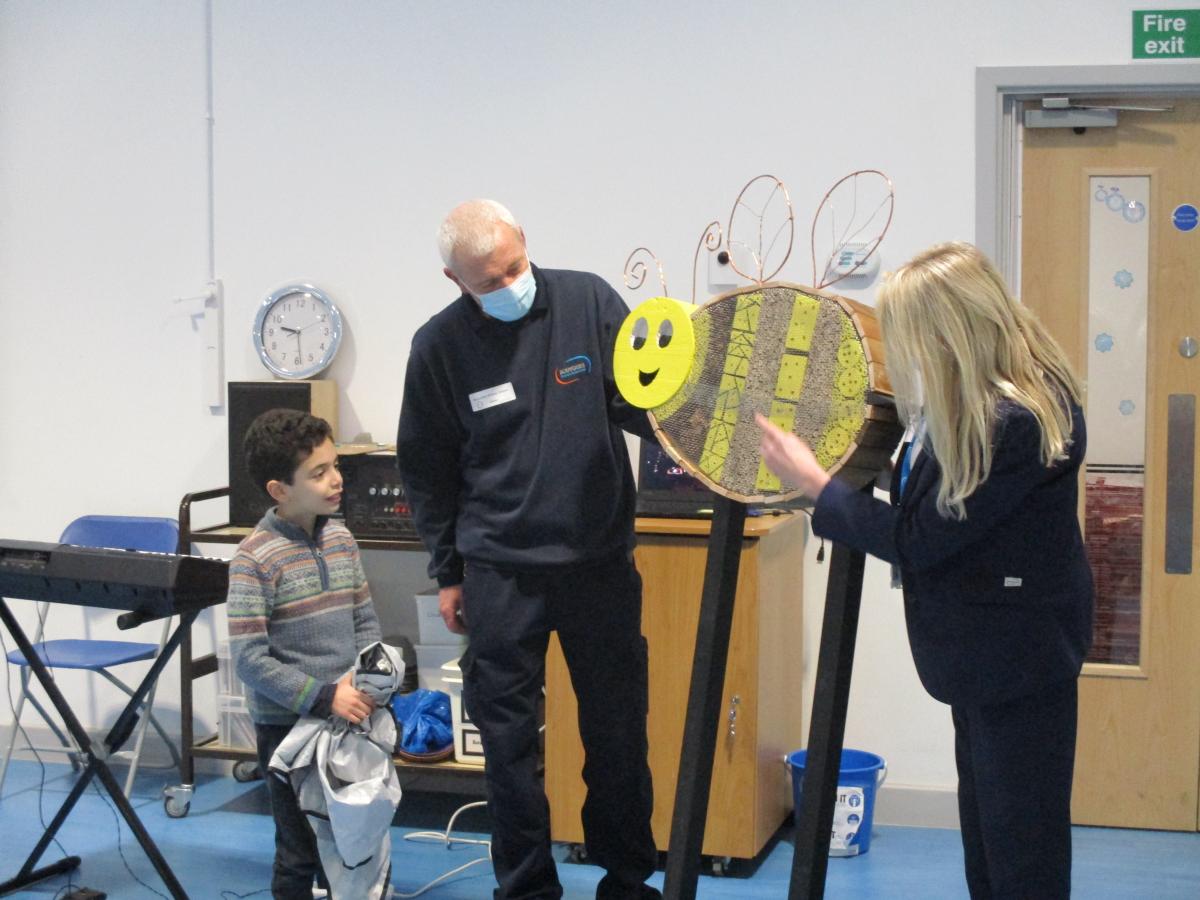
[{"x1": 614, "y1": 174, "x2": 902, "y2": 503}]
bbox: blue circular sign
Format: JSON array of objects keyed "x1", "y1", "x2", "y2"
[{"x1": 1173, "y1": 204, "x2": 1199, "y2": 232}]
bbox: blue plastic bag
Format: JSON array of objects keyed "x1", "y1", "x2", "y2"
[{"x1": 391, "y1": 688, "x2": 453, "y2": 755}]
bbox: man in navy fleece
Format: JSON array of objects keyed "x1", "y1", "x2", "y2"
[{"x1": 396, "y1": 199, "x2": 660, "y2": 900}]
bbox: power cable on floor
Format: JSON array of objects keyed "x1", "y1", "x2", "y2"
[
  {"x1": 393, "y1": 799, "x2": 492, "y2": 898},
  {"x1": 1, "y1": 625, "x2": 78, "y2": 899}
]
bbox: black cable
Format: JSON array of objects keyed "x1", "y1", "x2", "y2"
[
  {"x1": 790, "y1": 506, "x2": 824, "y2": 563},
  {"x1": 219, "y1": 889, "x2": 271, "y2": 899},
  {"x1": 0, "y1": 624, "x2": 77, "y2": 897},
  {"x1": 3, "y1": 624, "x2": 170, "y2": 898},
  {"x1": 88, "y1": 777, "x2": 169, "y2": 899}
]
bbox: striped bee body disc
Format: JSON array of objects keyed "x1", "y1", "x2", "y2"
[{"x1": 649, "y1": 282, "x2": 903, "y2": 503}]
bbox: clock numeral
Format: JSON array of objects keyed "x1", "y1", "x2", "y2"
[
  {"x1": 268, "y1": 328, "x2": 274, "y2": 337},
  {"x1": 308, "y1": 353, "x2": 314, "y2": 362},
  {"x1": 275, "y1": 314, "x2": 283, "y2": 324},
  {"x1": 294, "y1": 356, "x2": 301, "y2": 366},
  {"x1": 323, "y1": 327, "x2": 329, "y2": 336},
  {"x1": 320, "y1": 343, "x2": 326, "y2": 350},
  {"x1": 271, "y1": 342, "x2": 277, "y2": 350}
]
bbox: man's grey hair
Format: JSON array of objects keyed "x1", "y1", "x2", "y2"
[{"x1": 437, "y1": 199, "x2": 520, "y2": 270}]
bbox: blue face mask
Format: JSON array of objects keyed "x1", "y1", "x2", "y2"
[{"x1": 477, "y1": 265, "x2": 536, "y2": 322}]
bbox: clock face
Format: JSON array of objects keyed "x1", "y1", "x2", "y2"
[{"x1": 253, "y1": 284, "x2": 343, "y2": 379}]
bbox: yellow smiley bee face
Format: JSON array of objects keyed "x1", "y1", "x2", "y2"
[{"x1": 614, "y1": 296, "x2": 696, "y2": 409}]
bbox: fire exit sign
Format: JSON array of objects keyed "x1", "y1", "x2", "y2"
[{"x1": 1133, "y1": 10, "x2": 1200, "y2": 58}]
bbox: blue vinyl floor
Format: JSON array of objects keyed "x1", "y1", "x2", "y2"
[{"x1": 0, "y1": 759, "x2": 1197, "y2": 898}]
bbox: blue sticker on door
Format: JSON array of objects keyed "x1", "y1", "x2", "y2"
[{"x1": 1173, "y1": 204, "x2": 1198, "y2": 232}]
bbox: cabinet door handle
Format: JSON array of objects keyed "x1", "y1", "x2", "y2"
[{"x1": 727, "y1": 694, "x2": 741, "y2": 738}]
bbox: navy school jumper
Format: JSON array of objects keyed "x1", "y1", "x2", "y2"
[
  {"x1": 396, "y1": 264, "x2": 656, "y2": 587},
  {"x1": 812, "y1": 400, "x2": 1093, "y2": 707}
]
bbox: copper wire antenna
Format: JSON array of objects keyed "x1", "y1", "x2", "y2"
[
  {"x1": 725, "y1": 174, "x2": 794, "y2": 285},
  {"x1": 622, "y1": 246, "x2": 668, "y2": 296},
  {"x1": 622, "y1": 169, "x2": 893, "y2": 299},
  {"x1": 811, "y1": 169, "x2": 895, "y2": 289}
]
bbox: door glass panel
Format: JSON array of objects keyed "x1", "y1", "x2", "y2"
[{"x1": 1083, "y1": 175, "x2": 1149, "y2": 666}]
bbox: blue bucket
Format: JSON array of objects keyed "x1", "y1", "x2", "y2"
[{"x1": 787, "y1": 748, "x2": 887, "y2": 856}]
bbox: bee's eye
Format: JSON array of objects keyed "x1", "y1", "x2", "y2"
[
  {"x1": 657, "y1": 319, "x2": 673, "y2": 349},
  {"x1": 631, "y1": 317, "x2": 648, "y2": 351}
]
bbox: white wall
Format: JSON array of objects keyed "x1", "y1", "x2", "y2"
[{"x1": 0, "y1": 0, "x2": 1152, "y2": 807}]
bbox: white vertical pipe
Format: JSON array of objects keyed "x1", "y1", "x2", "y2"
[{"x1": 203, "y1": 0, "x2": 224, "y2": 410}]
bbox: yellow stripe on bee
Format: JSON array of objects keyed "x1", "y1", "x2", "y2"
[
  {"x1": 813, "y1": 317, "x2": 867, "y2": 467},
  {"x1": 754, "y1": 399, "x2": 798, "y2": 492},
  {"x1": 755, "y1": 294, "x2": 821, "y2": 492},
  {"x1": 785, "y1": 293, "x2": 820, "y2": 352},
  {"x1": 774, "y1": 352, "x2": 808, "y2": 401},
  {"x1": 699, "y1": 293, "x2": 761, "y2": 481}
]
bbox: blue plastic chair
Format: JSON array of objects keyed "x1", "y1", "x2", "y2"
[{"x1": 0, "y1": 515, "x2": 184, "y2": 798}]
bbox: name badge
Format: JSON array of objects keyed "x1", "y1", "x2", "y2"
[
  {"x1": 1004, "y1": 576, "x2": 1023, "y2": 588},
  {"x1": 469, "y1": 382, "x2": 517, "y2": 412}
]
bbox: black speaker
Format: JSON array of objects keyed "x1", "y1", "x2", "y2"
[{"x1": 227, "y1": 381, "x2": 339, "y2": 526}]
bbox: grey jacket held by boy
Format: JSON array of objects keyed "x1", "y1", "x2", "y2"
[{"x1": 269, "y1": 641, "x2": 405, "y2": 900}]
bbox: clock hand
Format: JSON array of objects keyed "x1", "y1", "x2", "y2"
[{"x1": 279, "y1": 325, "x2": 300, "y2": 335}]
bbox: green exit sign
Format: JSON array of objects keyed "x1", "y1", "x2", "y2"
[{"x1": 1134, "y1": 9, "x2": 1200, "y2": 57}]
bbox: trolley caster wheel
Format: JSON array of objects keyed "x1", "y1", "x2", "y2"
[
  {"x1": 707, "y1": 855, "x2": 732, "y2": 877},
  {"x1": 232, "y1": 761, "x2": 261, "y2": 783},
  {"x1": 564, "y1": 843, "x2": 589, "y2": 865},
  {"x1": 162, "y1": 783, "x2": 193, "y2": 819}
]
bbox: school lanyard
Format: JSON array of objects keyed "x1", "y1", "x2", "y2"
[{"x1": 899, "y1": 419, "x2": 926, "y2": 496}]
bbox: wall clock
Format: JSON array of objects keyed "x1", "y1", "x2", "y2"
[{"x1": 252, "y1": 283, "x2": 343, "y2": 379}]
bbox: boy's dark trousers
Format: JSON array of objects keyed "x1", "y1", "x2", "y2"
[
  {"x1": 255, "y1": 722, "x2": 329, "y2": 900},
  {"x1": 951, "y1": 677, "x2": 1078, "y2": 900},
  {"x1": 461, "y1": 554, "x2": 658, "y2": 900}
]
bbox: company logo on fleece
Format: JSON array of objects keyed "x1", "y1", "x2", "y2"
[{"x1": 554, "y1": 355, "x2": 592, "y2": 385}]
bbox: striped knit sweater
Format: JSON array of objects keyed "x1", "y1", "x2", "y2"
[{"x1": 228, "y1": 509, "x2": 382, "y2": 725}]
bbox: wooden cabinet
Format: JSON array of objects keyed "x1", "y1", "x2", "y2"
[{"x1": 545, "y1": 513, "x2": 805, "y2": 861}]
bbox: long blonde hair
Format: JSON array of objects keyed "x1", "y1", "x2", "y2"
[{"x1": 878, "y1": 242, "x2": 1082, "y2": 520}]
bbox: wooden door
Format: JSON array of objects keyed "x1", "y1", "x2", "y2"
[{"x1": 1021, "y1": 97, "x2": 1200, "y2": 829}]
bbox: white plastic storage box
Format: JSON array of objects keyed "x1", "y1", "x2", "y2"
[
  {"x1": 440, "y1": 658, "x2": 484, "y2": 766},
  {"x1": 216, "y1": 640, "x2": 246, "y2": 699},
  {"x1": 415, "y1": 592, "x2": 470, "y2": 646},
  {"x1": 219, "y1": 694, "x2": 256, "y2": 750},
  {"x1": 414, "y1": 643, "x2": 465, "y2": 692}
]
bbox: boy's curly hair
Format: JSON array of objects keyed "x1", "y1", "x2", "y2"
[{"x1": 244, "y1": 409, "x2": 333, "y2": 497}]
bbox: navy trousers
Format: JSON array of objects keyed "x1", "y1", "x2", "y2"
[
  {"x1": 951, "y1": 678, "x2": 1078, "y2": 900},
  {"x1": 255, "y1": 723, "x2": 329, "y2": 900},
  {"x1": 460, "y1": 554, "x2": 658, "y2": 900}
]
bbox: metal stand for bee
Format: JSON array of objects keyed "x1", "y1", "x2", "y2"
[
  {"x1": 631, "y1": 171, "x2": 895, "y2": 900},
  {"x1": 787, "y1": 526, "x2": 868, "y2": 900},
  {"x1": 662, "y1": 491, "x2": 868, "y2": 900},
  {"x1": 662, "y1": 495, "x2": 746, "y2": 900}
]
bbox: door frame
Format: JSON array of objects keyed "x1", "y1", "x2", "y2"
[
  {"x1": 975, "y1": 63, "x2": 1200, "y2": 283},
  {"x1": 980, "y1": 68, "x2": 1200, "y2": 828}
]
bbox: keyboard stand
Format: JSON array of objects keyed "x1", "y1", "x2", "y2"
[{"x1": 0, "y1": 599, "x2": 200, "y2": 899}]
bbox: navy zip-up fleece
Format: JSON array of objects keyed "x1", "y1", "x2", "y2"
[{"x1": 396, "y1": 265, "x2": 655, "y2": 586}]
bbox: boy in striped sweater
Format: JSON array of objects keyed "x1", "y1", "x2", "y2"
[{"x1": 229, "y1": 408, "x2": 382, "y2": 899}]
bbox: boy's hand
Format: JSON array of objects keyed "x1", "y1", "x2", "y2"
[
  {"x1": 440, "y1": 584, "x2": 467, "y2": 634},
  {"x1": 331, "y1": 672, "x2": 376, "y2": 724}
]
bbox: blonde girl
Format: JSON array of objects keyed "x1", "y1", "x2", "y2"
[{"x1": 758, "y1": 242, "x2": 1093, "y2": 900}]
